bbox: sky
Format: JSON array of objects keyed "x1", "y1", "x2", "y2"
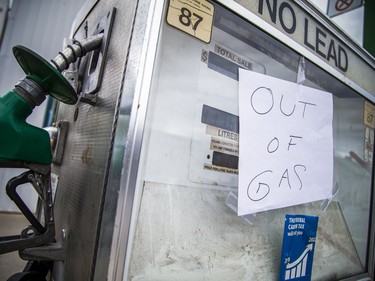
[{"x1": 309, "y1": 0, "x2": 364, "y2": 46}]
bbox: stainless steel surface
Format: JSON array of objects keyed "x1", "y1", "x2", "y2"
[
  {"x1": 103, "y1": 0, "x2": 166, "y2": 280},
  {"x1": 51, "y1": 1, "x2": 139, "y2": 280},
  {"x1": 70, "y1": 0, "x2": 100, "y2": 37}
]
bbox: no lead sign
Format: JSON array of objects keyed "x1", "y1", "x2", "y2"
[{"x1": 327, "y1": 0, "x2": 363, "y2": 17}]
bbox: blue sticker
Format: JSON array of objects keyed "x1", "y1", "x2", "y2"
[{"x1": 280, "y1": 214, "x2": 319, "y2": 281}]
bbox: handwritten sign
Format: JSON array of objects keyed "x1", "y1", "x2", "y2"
[{"x1": 238, "y1": 70, "x2": 333, "y2": 215}]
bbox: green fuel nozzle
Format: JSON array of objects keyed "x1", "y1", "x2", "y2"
[
  {"x1": 0, "y1": 34, "x2": 104, "y2": 257},
  {"x1": 0, "y1": 34, "x2": 103, "y2": 166},
  {"x1": 0, "y1": 86, "x2": 52, "y2": 165}
]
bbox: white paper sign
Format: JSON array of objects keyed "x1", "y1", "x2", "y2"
[{"x1": 238, "y1": 70, "x2": 333, "y2": 215}]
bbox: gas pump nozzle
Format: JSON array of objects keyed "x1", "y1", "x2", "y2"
[
  {"x1": 0, "y1": 34, "x2": 103, "y2": 255},
  {"x1": 51, "y1": 34, "x2": 103, "y2": 72}
]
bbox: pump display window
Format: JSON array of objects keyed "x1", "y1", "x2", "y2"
[{"x1": 126, "y1": 2, "x2": 374, "y2": 280}]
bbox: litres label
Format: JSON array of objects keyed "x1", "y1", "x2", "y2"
[{"x1": 167, "y1": 0, "x2": 214, "y2": 43}]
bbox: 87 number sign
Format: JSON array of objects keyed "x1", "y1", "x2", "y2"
[
  {"x1": 364, "y1": 101, "x2": 375, "y2": 129},
  {"x1": 167, "y1": 0, "x2": 214, "y2": 43},
  {"x1": 179, "y1": 7, "x2": 203, "y2": 31}
]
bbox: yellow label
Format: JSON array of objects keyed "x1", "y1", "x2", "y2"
[
  {"x1": 364, "y1": 101, "x2": 375, "y2": 129},
  {"x1": 167, "y1": 0, "x2": 214, "y2": 43}
]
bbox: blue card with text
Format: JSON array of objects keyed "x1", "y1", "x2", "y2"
[{"x1": 280, "y1": 214, "x2": 319, "y2": 281}]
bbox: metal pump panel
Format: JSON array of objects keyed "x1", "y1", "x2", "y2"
[{"x1": 14, "y1": 0, "x2": 373, "y2": 280}]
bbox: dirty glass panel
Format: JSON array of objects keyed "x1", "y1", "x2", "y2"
[{"x1": 127, "y1": 2, "x2": 373, "y2": 280}]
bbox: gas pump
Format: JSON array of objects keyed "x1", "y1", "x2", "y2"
[
  {"x1": 0, "y1": 34, "x2": 104, "y2": 278},
  {"x1": 1, "y1": 1, "x2": 374, "y2": 281}
]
